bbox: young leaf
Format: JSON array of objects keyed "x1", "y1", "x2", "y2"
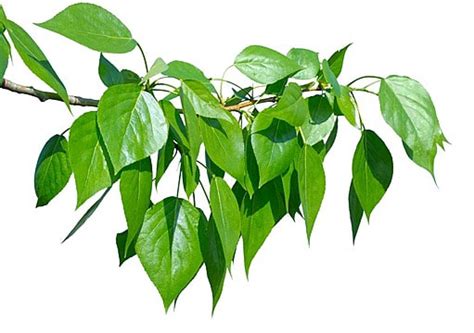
[
  {"x1": 234, "y1": 45, "x2": 302, "y2": 84},
  {"x1": 251, "y1": 114, "x2": 298, "y2": 187},
  {"x1": 296, "y1": 145, "x2": 326, "y2": 241},
  {"x1": 181, "y1": 80, "x2": 233, "y2": 122},
  {"x1": 336, "y1": 86, "x2": 357, "y2": 126},
  {"x1": 352, "y1": 130, "x2": 393, "y2": 219},
  {"x1": 379, "y1": 75, "x2": 446, "y2": 176},
  {"x1": 5, "y1": 20, "x2": 70, "y2": 109},
  {"x1": 98, "y1": 53, "x2": 122, "y2": 87},
  {"x1": 210, "y1": 177, "x2": 241, "y2": 269},
  {"x1": 120, "y1": 157, "x2": 153, "y2": 253},
  {"x1": 143, "y1": 57, "x2": 168, "y2": 82},
  {"x1": 262, "y1": 83, "x2": 309, "y2": 126},
  {"x1": 242, "y1": 179, "x2": 286, "y2": 275},
  {"x1": 301, "y1": 94, "x2": 336, "y2": 146},
  {"x1": 322, "y1": 59, "x2": 341, "y2": 97},
  {"x1": 0, "y1": 33, "x2": 9, "y2": 81},
  {"x1": 135, "y1": 197, "x2": 203, "y2": 311},
  {"x1": 199, "y1": 117, "x2": 246, "y2": 185},
  {"x1": 163, "y1": 60, "x2": 215, "y2": 92},
  {"x1": 69, "y1": 112, "x2": 112, "y2": 208},
  {"x1": 348, "y1": 181, "x2": 363, "y2": 243},
  {"x1": 287, "y1": 48, "x2": 320, "y2": 80},
  {"x1": 34, "y1": 135, "x2": 72, "y2": 207},
  {"x1": 36, "y1": 3, "x2": 136, "y2": 53},
  {"x1": 328, "y1": 43, "x2": 351, "y2": 77},
  {"x1": 97, "y1": 83, "x2": 168, "y2": 173},
  {"x1": 155, "y1": 136, "x2": 175, "y2": 186},
  {"x1": 116, "y1": 229, "x2": 137, "y2": 266}
]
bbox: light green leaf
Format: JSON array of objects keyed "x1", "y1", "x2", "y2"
[
  {"x1": 210, "y1": 177, "x2": 241, "y2": 269},
  {"x1": 98, "y1": 83, "x2": 168, "y2": 173},
  {"x1": 287, "y1": 48, "x2": 320, "y2": 80},
  {"x1": 5, "y1": 20, "x2": 69, "y2": 109},
  {"x1": 352, "y1": 130, "x2": 393, "y2": 219},
  {"x1": 349, "y1": 181, "x2": 363, "y2": 243},
  {"x1": 242, "y1": 179, "x2": 286, "y2": 275},
  {"x1": 328, "y1": 43, "x2": 351, "y2": 77},
  {"x1": 199, "y1": 116, "x2": 246, "y2": 185},
  {"x1": 336, "y1": 86, "x2": 357, "y2": 126},
  {"x1": 120, "y1": 157, "x2": 152, "y2": 253},
  {"x1": 143, "y1": 57, "x2": 168, "y2": 82},
  {"x1": 163, "y1": 60, "x2": 215, "y2": 92},
  {"x1": 34, "y1": 135, "x2": 71, "y2": 207},
  {"x1": 296, "y1": 145, "x2": 325, "y2": 241},
  {"x1": 181, "y1": 80, "x2": 232, "y2": 122},
  {"x1": 36, "y1": 3, "x2": 136, "y2": 53},
  {"x1": 116, "y1": 229, "x2": 137, "y2": 266},
  {"x1": 180, "y1": 86, "x2": 202, "y2": 163},
  {"x1": 262, "y1": 83, "x2": 308, "y2": 126},
  {"x1": 0, "y1": 32, "x2": 9, "y2": 81},
  {"x1": 69, "y1": 112, "x2": 112, "y2": 208},
  {"x1": 136, "y1": 197, "x2": 203, "y2": 311},
  {"x1": 234, "y1": 45, "x2": 302, "y2": 84},
  {"x1": 251, "y1": 114, "x2": 298, "y2": 187},
  {"x1": 301, "y1": 94, "x2": 336, "y2": 145},
  {"x1": 322, "y1": 59, "x2": 341, "y2": 97},
  {"x1": 379, "y1": 75, "x2": 446, "y2": 176},
  {"x1": 98, "y1": 53, "x2": 122, "y2": 87}
]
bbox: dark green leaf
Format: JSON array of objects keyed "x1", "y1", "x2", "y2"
[
  {"x1": 264, "y1": 77, "x2": 287, "y2": 96},
  {"x1": 136, "y1": 197, "x2": 203, "y2": 311},
  {"x1": 352, "y1": 130, "x2": 393, "y2": 219},
  {"x1": 225, "y1": 87, "x2": 252, "y2": 106},
  {"x1": 98, "y1": 53, "x2": 122, "y2": 87},
  {"x1": 97, "y1": 83, "x2": 168, "y2": 172},
  {"x1": 120, "y1": 69, "x2": 141, "y2": 84},
  {"x1": 120, "y1": 157, "x2": 152, "y2": 253},
  {"x1": 181, "y1": 153, "x2": 199, "y2": 197},
  {"x1": 160, "y1": 100, "x2": 189, "y2": 149},
  {"x1": 34, "y1": 135, "x2": 71, "y2": 207},
  {"x1": 328, "y1": 43, "x2": 351, "y2": 77},
  {"x1": 296, "y1": 145, "x2": 325, "y2": 241},
  {"x1": 156, "y1": 136, "x2": 175, "y2": 186},
  {"x1": 0, "y1": 32, "x2": 9, "y2": 81},
  {"x1": 348, "y1": 181, "x2": 363, "y2": 243},
  {"x1": 69, "y1": 112, "x2": 112, "y2": 208},
  {"x1": 301, "y1": 94, "x2": 336, "y2": 145},
  {"x1": 163, "y1": 60, "x2": 215, "y2": 92},
  {"x1": 116, "y1": 229, "x2": 137, "y2": 266},
  {"x1": 287, "y1": 48, "x2": 320, "y2": 80},
  {"x1": 36, "y1": 3, "x2": 136, "y2": 53},
  {"x1": 205, "y1": 153, "x2": 225, "y2": 181},
  {"x1": 322, "y1": 59, "x2": 341, "y2": 97},
  {"x1": 234, "y1": 45, "x2": 302, "y2": 84},
  {"x1": 262, "y1": 83, "x2": 308, "y2": 126}
]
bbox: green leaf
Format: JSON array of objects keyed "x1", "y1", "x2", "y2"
[
  {"x1": 181, "y1": 80, "x2": 232, "y2": 122},
  {"x1": 322, "y1": 59, "x2": 341, "y2": 97},
  {"x1": 243, "y1": 131, "x2": 259, "y2": 197},
  {"x1": 36, "y1": 3, "x2": 136, "y2": 53},
  {"x1": 225, "y1": 86, "x2": 252, "y2": 106},
  {"x1": 287, "y1": 48, "x2": 320, "y2": 80},
  {"x1": 348, "y1": 181, "x2": 363, "y2": 243},
  {"x1": 264, "y1": 77, "x2": 287, "y2": 96},
  {"x1": 5, "y1": 20, "x2": 69, "y2": 109},
  {"x1": 198, "y1": 215, "x2": 226, "y2": 311},
  {"x1": 63, "y1": 187, "x2": 111, "y2": 243},
  {"x1": 120, "y1": 69, "x2": 141, "y2": 84},
  {"x1": 136, "y1": 197, "x2": 203, "y2": 311},
  {"x1": 180, "y1": 152, "x2": 199, "y2": 197},
  {"x1": 336, "y1": 86, "x2": 357, "y2": 126},
  {"x1": 210, "y1": 177, "x2": 241, "y2": 269},
  {"x1": 379, "y1": 75, "x2": 446, "y2": 176},
  {"x1": 281, "y1": 163, "x2": 295, "y2": 212},
  {"x1": 234, "y1": 45, "x2": 302, "y2": 84},
  {"x1": 251, "y1": 114, "x2": 298, "y2": 187},
  {"x1": 296, "y1": 145, "x2": 325, "y2": 241},
  {"x1": 120, "y1": 157, "x2": 152, "y2": 253},
  {"x1": 160, "y1": 100, "x2": 189, "y2": 149},
  {"x1": 97, "y1": 83, "x2": 168, "y2": 172},
  {"x1": 328, "y1": 43, "x2": 351, "y2": 77},
  {"x1": 179, "y1": 86, "x2": 202, "y2": 163},
  {"x1": 262, "y1": 83, "x2": 308, "y2": 126},
  {"x1": 301, "y1": 94, "x2": 336, "y2": 146},
  {"x1": 143, "y1": 57, "x2": 168, "y2": 82},
  {"x1": 352, "y1": 130, "x2": 393, "y2": 219},
  {"x1": 98, "y1": 53, "x2": 122, "y2": 87},
  {"x1": 205, "y1": 153, "x2": 225, "y2": 181},
  {"x1": 0, "y1": 32, "x2": 9, "y2": 81},
  {"x1": 34, "y1": 135, "x2": 72, "y2": 207},
  {"x1": 242, "y1": 178, "x2": 286, "y2": 275},
  {"x1": 69, "y1": 112, "x2": 112, "y2": 208},
  {"x1": 199, "y1": 116, "x2": 246, "y2": 185},
  {"x1": 163, "y1": 60, "x2": 215, "y2": 92},
  {"x1": 116, "y1": 229, "x2": 137, "y2": 266},
  {"x1": 155, "y1": 136, "x2": 175, "y2": 186}
]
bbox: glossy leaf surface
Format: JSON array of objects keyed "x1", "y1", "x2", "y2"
[
  {"x1": 287, "y1": 48, "x2": 320, "y2": 79},
  {"x1": 262, "y1": 83, "x2": 308, "y2": 126}
]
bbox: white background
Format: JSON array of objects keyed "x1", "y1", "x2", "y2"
[{"x1": 0, "y1": 0, "x2": 472, "y2": 332}]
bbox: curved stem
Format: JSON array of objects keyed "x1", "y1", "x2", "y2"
[
  {"x1": 347, "y1": 75, "x2": 383, "y2": 87},
  {"x1": 351, "y1": 87, "x2": 378, "y2": 96},
  {"x1": 199, "y1": 180, "x2": 210, "y2": 204},
  {"x1": 136, "y1": 43, "x2": 149, "y2": 73},
  {"x1": 219, "y1": 65, "x2": 233, "y2": 103},
  {"x1": 211, "y1": 78, "x2": 250, "y2": 98}
]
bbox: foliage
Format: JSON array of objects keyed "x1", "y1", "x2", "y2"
[{"x1": 0, "y1": 3, "x2": 447, "y2": 312}]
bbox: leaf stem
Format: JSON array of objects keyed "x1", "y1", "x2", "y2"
[
  {"x1": 219, "y1": 65, "x2": 233, "y2": 103},
  {"x1": 199, "y1": 180, "x2": 210, "y2": 203},
  {"x1": 347, "y1": 75, "x2": 383, "y2": 87},
  {"x1": 136, "y1": 43, "x2": 150, "y2": 73}
]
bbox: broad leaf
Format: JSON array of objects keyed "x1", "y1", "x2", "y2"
[
  {"x1": 234, "y1": 45, "x2": 302, "y2": 84},
  {"x1": 210, "y1": 177, "x2": 241, "y2": 269},
  {"x1": 262, "y1": 83, "x2": 308, "y2": 126},
  {"x1": 379, "y1": 75, "x2": 446, "y2": 176},
  {"x1": 264, "y1": 77, "x2": 287, "y2": 96},
  {"x1": 322, "y1": 59, "x2": 341, "y2": 97},
  {"x1": 36, "y1": 3, "x2": 136, "y2": 53},
  {"x1": 287, "y1": 48, "x2": 320, "y2": 80},
  {"x1": 120, "y1": 157, "x2": 152, "y2": 253},
  {"x1": 336, "y1": 86, "x2": 357, "y2": 126},
  {"x1": 98, "y1": 83, "x2": 168, "y2": 172},
  {"x1": 181, "y1": 80, "x2": 232, "y2": 122},
  {"x1": 251, "y1": 114, "x2": 298, "y2": 187},
  {"x1": 143, "y1": 57, "x2": 168, "y2": 82},
  {"x1": 136, "y1": 197, "x2": 203, "y2": 311},
  {"x1": 34, "y1": 135, "x2": 72, "y2": 207},
  {"x1": 163, "y1": 60, "x2": 215, "y2": 92},
  {"x1": 98, "y1": 53, "x2": 122, "y2": 87},
  {"x1": 116, "y1": 229, "x2": 137, "y2": 266},
  {"x1": 296, "y1": 145, "x2": 325, "y2": 241},
  {"x1": 69, "y1": 112, "x2": 112, "y2": 208},
  {"x1": 328, "y1": 43, "x2": 351, "y2": 77},
  {"x1": 348, "y1": 181, "x2": 363, "y2": 243},
  {"x1": 352, "y1": 130, "x2": 393, "y2": 219},
  {"x1": 301, "y1": 94, "x2": 336, "y2": 145},
  {"x1": 5, "y1": 20, "x2": 69, "y2": 108},
  {"x1": 0, "y1": 32, "x2": 9, "y2": 81},
  {"x1": 160, "y1": 100, "x2": 189, "y2": 149}
]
